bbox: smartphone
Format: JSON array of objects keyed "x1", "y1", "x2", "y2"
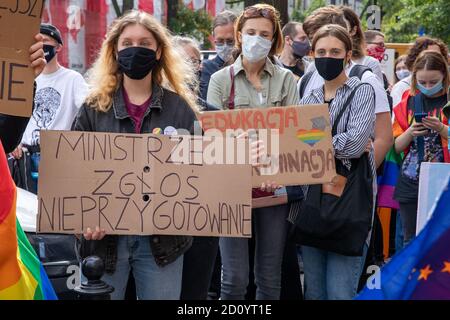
[{"x1": 414, "y1": 112, "x2": 428, "y2": 123}]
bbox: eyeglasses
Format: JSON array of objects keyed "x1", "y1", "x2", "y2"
[
  {"x1": 214, "y1": 39, "x2": 234, "y2": 46},
  {"x1": 243, "y1": 6, "x2": 278, "y2": 20},
  {"x1": 367, "y1": 41, "x2": 385, "y2": 48}
]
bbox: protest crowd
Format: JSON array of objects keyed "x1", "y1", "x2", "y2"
[{"x1": 0, "y1": 2, "x2": 449, "y2": 301}]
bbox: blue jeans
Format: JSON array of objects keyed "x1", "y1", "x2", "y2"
[
  {"x1": 219, "y1": 204, "x2": 289, "y2": 300},
  {"x1": 101, "y1": 236, "x2": 183, "y2": 300},
  {"x1": 395, "y1": 211, "x2": 404, "y2": 253},
  {"x1": 301, "y1": 244, "x2": 368, "y2": 300}
]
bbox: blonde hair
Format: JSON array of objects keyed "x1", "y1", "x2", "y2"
[
  {"x1": 85, "y1": 10, "x2": 198, "y2": 112},
  {"x1": 172, "y1": 36, "x2": 201, "y2": 59}
]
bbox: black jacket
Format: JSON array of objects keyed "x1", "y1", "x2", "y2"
[
  {"x1": 72, "y1": 82, "x2": 196, "y2": 271},
  {"x1": 199, "y1": 55, "x2": 224, "y2": 102},
  {"x1": 0, "y1": 114, "x2": 29, "y2": 154}
]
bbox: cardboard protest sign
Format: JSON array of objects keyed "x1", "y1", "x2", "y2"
[
  {"x1": 252, "y1": 193, "x2": 288, "y2": 209},
  {"x1": 0, "y1": 0, "x2": 44, "y2": 116},
  {"x1": 196, "y1": 105, "x2": 336, "y2": 187},
  {"x1": 37, "y1": 131, "x2": 253, "y2": 237}
]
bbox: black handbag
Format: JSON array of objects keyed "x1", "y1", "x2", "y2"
[{"x1": 293, "y1": 83, "x2": 374, "y2": 256}]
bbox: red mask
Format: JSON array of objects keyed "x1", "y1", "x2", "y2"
[{"x1": 367, "y1": 46, "x2": 385, "y2": 62}]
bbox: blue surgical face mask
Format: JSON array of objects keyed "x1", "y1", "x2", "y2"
[
  {"x1": 417, "y1": 81, "x2": 444, "y2": 97},
  {"x1": 242, "y1": 34, "x2": 272, "y2": 63},
  {"x1": 396, "y1": 69, "x2": 410, "y2": 80}
]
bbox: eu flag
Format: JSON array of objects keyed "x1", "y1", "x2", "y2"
[{"x1": 357, "y1": 177, "x2": 450, "y2": 300}]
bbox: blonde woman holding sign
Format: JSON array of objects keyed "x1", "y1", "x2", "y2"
[
  {"x1": 71, "y1": 10, "x2": 198, "y2": 300},
  {"x1": 207, "y1": 4, "x2": 299, "y2": 300}
]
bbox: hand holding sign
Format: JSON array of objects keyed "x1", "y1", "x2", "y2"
[
  {"x1": 29, "y1": 33, "x2": 46, "y2": 77},
  {"x1": 84, "y1": 226, "x2": 106, "y2": 241}
]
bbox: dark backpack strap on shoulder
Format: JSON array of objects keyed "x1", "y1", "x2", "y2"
[
  {"x1": 228, "y1": 66, "x2": 235, "y2": 109},
  {"x1": 332, "y1": 83, "x2": 371, "y2": 136},
  {"x1": 349, "y1": 64, "x2": 372, "y2": 80},
  {"x1": 299, "y1": 70, "x2": 314, "y2": 99}
]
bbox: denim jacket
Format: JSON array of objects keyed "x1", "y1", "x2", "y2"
[{"x1": 72, "y1": 82, "x2": 196, "y2": 271}]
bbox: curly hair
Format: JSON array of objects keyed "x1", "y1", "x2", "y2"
[
  {"x1": 85, "y1": 10, "x2": 198, "y2": 112},
  {"x1": 405, "y1": 37, "x2": 449, "y2": 71}
]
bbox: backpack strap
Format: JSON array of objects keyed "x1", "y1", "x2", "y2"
[
  {"x1": 413, "y1": 93, "x2": 425, "y2": 162},
  {"x1": 349, "y1": 64, "x2": 372, "y2": 80},
  {"x1": 332, "y1": 83, "x2": 371, "y2": 136},
  {"x1": 228, "y1": 66, "x2": 235, "y2": 110},
  {"x1": 299, "y1": 70, "x2": 315, "y2": 99}
]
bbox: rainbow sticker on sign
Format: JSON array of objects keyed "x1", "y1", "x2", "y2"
[{"x1": 296, "y1": 128, "x2": 326, "y2": 147}]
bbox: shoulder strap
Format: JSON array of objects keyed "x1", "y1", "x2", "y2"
[
  {"x1": 228, "y1": 66, "x2": 235, "y2": 110},
  {"x1": 299, "y1": 70, "x2": 314, "y2": 99},
  {"x1": 413, "y1": 93, "x2": 425, "y2": 162},
  {"x1": 413, "y1": 93, "x2": 424, "y2": 114},
  {"x1": 332, "y1": 83, "x2": 369, "y2": 136},
  {"x1": 349, "y1": 64, "x2": 372, "y2": 80}
]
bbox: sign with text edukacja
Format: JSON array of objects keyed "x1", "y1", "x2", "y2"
[{"x1": 196, "y1": 104, "x2": 336, "y2": 188}]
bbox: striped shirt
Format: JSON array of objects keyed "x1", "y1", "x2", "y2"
[
  {"x1": 300, "y1": 76, "x2": 376, "y2": 173},
  {"x1": 289, "y1": 76, "x2": 377, "y2": 224}
]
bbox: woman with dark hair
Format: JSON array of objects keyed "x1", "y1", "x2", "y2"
[
  {"x1": 393, "y1": 51, "x2": 450, "y2": 246},
  {"x1": 299, "y1": 24, "x2": 376, "y2": 300},
  {"x1": 391, "y1": 37, "x2": 448, "y2": 107}
]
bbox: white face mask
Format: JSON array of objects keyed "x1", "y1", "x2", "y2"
[
  {"x1": 396, "y1": 69, "x2": 410, "y2": 80},
  {"x1": 241, "y1": 34, "x2": 272, "y2": 63},
  {"x1": 215, "y1": 43, "x2": 234, "y2": 62}
]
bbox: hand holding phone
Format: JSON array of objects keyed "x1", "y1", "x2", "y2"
[
  {"x1": 414, "y1": 112, "x2": 428, "y2": 123},
  {"x1": 409, "y1": 122, "x2": 429, "y2": 137}
]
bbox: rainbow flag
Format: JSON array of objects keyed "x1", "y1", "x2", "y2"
[
  {"x1": 376, "y1": 147, "x2": 403, "y2": 209},
  {"x1": 0, "y1": 141, "x2": 57, "y2": 300}
]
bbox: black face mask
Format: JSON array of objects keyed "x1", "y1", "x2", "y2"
[
  {"x1": 118, "y1": 47, "x2": 158, "y2": 80},
  {"x1": 315, "y1": 57, "x2": 346, "y2": 81},
  {"x1": 43, "y1": 44, "x2": 57, "y2": 63}
]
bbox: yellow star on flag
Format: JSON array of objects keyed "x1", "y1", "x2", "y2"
[
  {"x1": 442, "y1": 261, "x2": 450, "y2": 274},
  {"x1": 418, "y1": 265, "x2": 433, "y2": 281}
]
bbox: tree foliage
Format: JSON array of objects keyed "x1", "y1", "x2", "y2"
[
  {"x1": 169, "y1": 5, "x2": 213, "y2": 49},
  {"x1": 372, "y1": 0, "x2": 450, "y2": 44},
  {"x1": 290, "y1": 0, "x2": 326, "y2": 23}
]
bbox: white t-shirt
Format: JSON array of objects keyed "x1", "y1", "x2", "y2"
[
  {"x1": 391, "y1": 75, "x2": 412, "y2": 108},
  {"x1": 353, "y1": 56, "x2": 384, "y2": 85},
  {"x1": 299, "y1": 61, "x2": 390, "y2": 114},
  {"x1": 22, "y1": 66, "x2": 88, "y2": 146}
]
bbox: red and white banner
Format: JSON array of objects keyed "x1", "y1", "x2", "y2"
[{"x1": 41, "y1": 0, "x2": 226, "y2": 74}]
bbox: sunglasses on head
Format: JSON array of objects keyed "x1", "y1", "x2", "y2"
[{"x1": 243, "y1": 6, "x2": 278, "y2": 20}]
